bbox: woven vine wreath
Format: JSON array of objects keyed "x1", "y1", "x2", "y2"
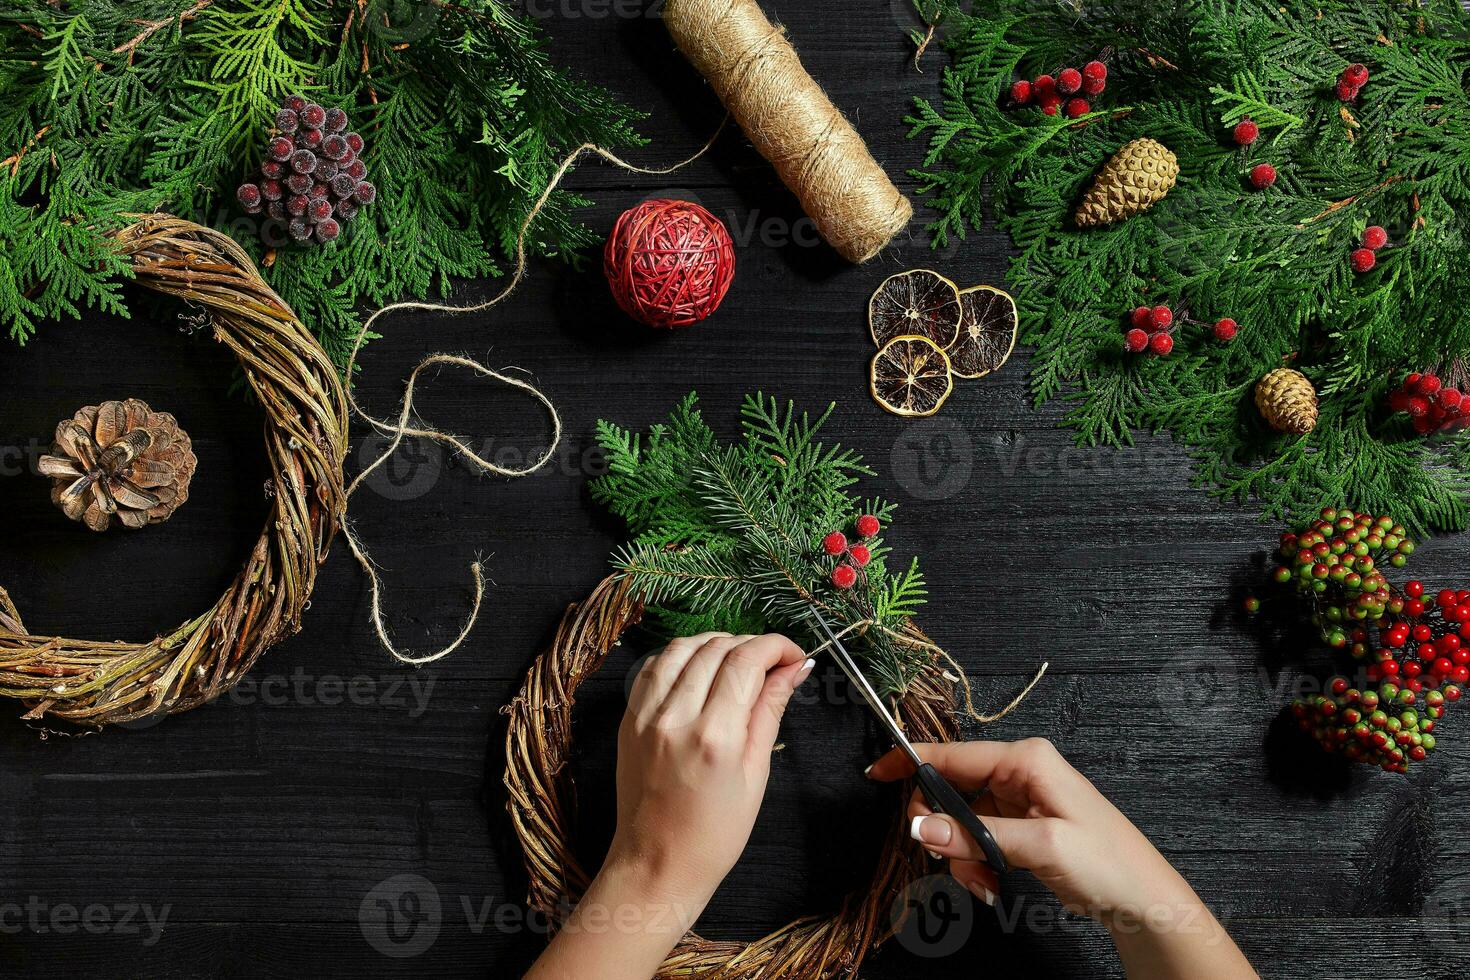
[
  {"x1": 504, "y1": 575, "x2": 961, "y2": 978},
  {"x1": 0, "y1": 215, "x2": 348, "y2": 727}
]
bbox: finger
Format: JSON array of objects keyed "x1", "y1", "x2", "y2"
[
  {"x1": 869, "y1": 738, "x2": 1069, "y2": 801},
  {"x1": 704, "y1": 634, "x2": 807, "y2": 736},
  {"x1": 658, "y1": 634, "x2": 756, "y2": 729},
  {"x1": 744, "y1": 653, "x2": 815, "y2": 760},
  {"x1": 908, "y1": 811, "x2": 1065, "y2": 871},
  {"x1": 948, "y1": 861, "x2": 1000, "y2": 907},
  {"x1": 905, "y1": 789, "x2": 943, "y2": 861},
  {"x1": 628, "y1": 632, "x2": 731, "y2": 722}
]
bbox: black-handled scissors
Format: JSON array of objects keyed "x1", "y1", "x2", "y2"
[{"x1": 807, "y1": 608, "x2": 1008, "y2": 874}]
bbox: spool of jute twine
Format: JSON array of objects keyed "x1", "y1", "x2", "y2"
[{"x1": 664, "y1": 0, "x2": 912, "y2": 263}]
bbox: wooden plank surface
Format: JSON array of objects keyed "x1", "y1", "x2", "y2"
[{"x1": 2, "y1": 3, "x2": 1467, "y2": 977}]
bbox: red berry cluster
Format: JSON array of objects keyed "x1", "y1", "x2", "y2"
[
  {"x1": 1388, "y1": 371, "x2": 1469, "y2": 436},
  {"x1": 1251, "y1": 507, "x2": 1465, "y2": 772},
  {"x1": 822, "y1": 514, "x2": 880, "y2": 589},
  {"x1": 1336, "y1": 62, "x2": 1369, "y2": 103},
  {"x1": 1009, "y1": 60, "x2": 1106, "y2": 118},
  {"x1": 237, "y1": 96, "x2": 376, "y2": 246},
  {"x1": 1124, "y1": 304, "x2": 1174, "y2": 356},
  {"x1": 1349, "y1": 224, "x2": 1388, "y2": 273}
]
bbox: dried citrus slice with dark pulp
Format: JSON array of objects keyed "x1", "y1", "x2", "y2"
[
  {"x1": 948, "y1": 285, "x2": 1019, "y2": 379},
  {"x1": 869, "y1": 269, "x2": 963, "y2": 348},
  {"x1": 870, "y1": 336, "x2": 954, "y2": 417}
]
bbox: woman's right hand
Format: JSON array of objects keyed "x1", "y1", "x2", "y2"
[{"x1": 868, "y1": 738, "x2": 1258, "y2": 979}]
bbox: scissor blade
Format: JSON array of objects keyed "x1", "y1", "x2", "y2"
[{"x1": 807, "y1": 609, "x2": 923, "y2": 768}]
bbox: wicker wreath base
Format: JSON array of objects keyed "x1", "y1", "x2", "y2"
[
  {"x1": 504, "y1": 576, "x2": 962, "y2": 978},
  {"x1": 0, "y1": 215, "x2": 348, "y2": 726}
]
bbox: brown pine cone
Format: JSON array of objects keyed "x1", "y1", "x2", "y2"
[
  {"x1": 1075, "y1": 138, "x2": 1179, "y2": 228},
  {"x1": 1255, "y1": 368, "x2": 1319, "y2": 435},
  {"x1": 37, "y1": 399, "x2": 198, "y2": 532}
]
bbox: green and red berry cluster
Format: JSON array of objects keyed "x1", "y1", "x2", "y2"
[
  {"x1": 1249, "y1": 507, "x2": 1468, "y2": 772},
  {"x1": 822, "y1": 514, "x2": 880, "y2": 590},
  {"x1": 1009, "y1": 60, "x2": 1107, "y2": 118},
  {"x1": 1336, "y1": 62, "x2": 1370, "y2": 103},
  {"x1": 1124, "y1": 305, "x2": 1238, "y2": 356},
  {"x1": 237, "y1": 96, "x2": 376, "y2": 245},
  {"x1": 1388, "y1": 370, "x2": 1468, "y2": 436}
]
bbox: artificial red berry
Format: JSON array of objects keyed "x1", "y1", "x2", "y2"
[
  {"x1": 1405, "y1": 580, "x2": 1425, "y2": 599},
  {"x1": 1362, "y1": 225, "x2": 1388, "y2": 250},
  {"x1": 849, "y1": 544, "x2": 872, "y2": 567},
  {"x1": 831, "y1": 564, "x2": 858, "y2": 590},
  {"x1": 1082, "y1": 61, "x2": 1107, "y2": 83},
  {"x1": 1125, "y1": 328, "x2": 1149, "y2": 353},
  {"x1": 1342, "y1": 63, "x2": 1369, "y2": 87},
  {"x1": 855, "y1": 514, "x2": 881, "y2": 538},
  {"x1": 1130, "y1": 306, "x2": 1153, "y2": 330},
  {"x1": 1439, "y1": 389, "x2": 1463, "y2": 410},
  {"x1": 1439, "y1": 589, "x2": 1458, "y2": 609},
  {"x1": 1040, "y1": 95, "x2": 1062, "y2": 116},
  {"x1": 1414, "y1": 624, "x2": 1433, "y2": 642},
  {"x1": 1082, "y1": 75, "x2": 1106, "y2": 96},
  {"x1": 1149, "y1": 332, "x2": 1174, "y2": 356},
  {"x1": 237, "y1": 183, "x2": 262, "y2": 207},
  {"x1": 1456, "y1": 667, "x2": 1470, "y2": 685},
  {"x1": 1350, "y1": 248, "x2": 1376, "y2": 273},
  {"x1": 1250, "y1": 163, "x2": 1277, "y2": 189},
  {"x1": 1065, "y1": 98, "x2": 1090, "y2": 118},
  {"x1": 1033, "y1": 74, "x2": 1056, "y2": 96},
  {"x1": 1213, "y1": 318, "x2": 1237, "y2": 342},
  {"x1": 1149, "y1": 305, "x2": 1173, "y2": 329},
  {"x1": 822, "y1": 531, "x2": 848, "y2": 556},
  {"x1": 1336, "y1": 78, "x2": 1361, "y2": 102},
  {"x1": 1010, "y1": 79, "x2": 1033, "y2": 104},
  {"x1": 1057, "y1": 67, "x2": 1083, "y2": 95},
  {"x1": 1232, "y1": 118, "x2": 1259, "y2": 145},
  {"x1": 1416, "y1": 374, "x2": 1443, "y2": 396}
]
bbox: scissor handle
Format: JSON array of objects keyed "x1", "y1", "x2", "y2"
[{"x1": 914, "y1": 762, "x2": 1009, "y2": 874}]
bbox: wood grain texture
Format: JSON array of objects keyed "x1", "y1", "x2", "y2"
[{"x1": 1, "y1": 3, "x2": 1467, "y2": 977}]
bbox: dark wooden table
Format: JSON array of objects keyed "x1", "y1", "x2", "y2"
[{"x1": 2, "y1": 4, "x2": 1466, "y2": 978}]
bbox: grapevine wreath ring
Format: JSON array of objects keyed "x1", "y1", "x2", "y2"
[
  {"x1": 504, "y1": 575, "x2": 963, "y2": 978},
  {"x1": 0, "y1": 215, "x2": 348, "y2": 727}
]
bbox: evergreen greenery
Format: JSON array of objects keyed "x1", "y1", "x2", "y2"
[
  {"x1": 593, "y1": 393, "x2": 932, "y2": 697},
  {"x1": 0, "y1": 0, "x2": 642, "y2": 367},
  {"x1": 905, "y1": 0, "x2": 1470, "y2": 533}
]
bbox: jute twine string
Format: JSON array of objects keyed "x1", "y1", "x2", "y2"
[
  {"x1": 663, "y1": 0, "x2": 913, "y2": 264},
  {"x1": 339, "y1": 131, "x2": 724, "y2": 666},
  {"x1": 506, "y1": 575, "x2": 999, "y2": 979}
]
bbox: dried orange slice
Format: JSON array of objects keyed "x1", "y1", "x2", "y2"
[
  {"x1": 870, "y1": 336, "x2": 954, "y2": 417},
  {"x1": 947, "y1": 285, "x2": 1018, "y2": 379},
  {"x1": 869, "y1": 269, "x2": 962, "y2": 348}
]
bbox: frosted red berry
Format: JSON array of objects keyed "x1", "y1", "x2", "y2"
[
  {"x1": 822, "y1": 531, "x2": 848, "y2": 556},
  {"x1": 323, "y1": 107, "x2": 349, "y2": 133},
  {"x1": 1249, "y1": 163, "x2": 1277, "y2": 188},
  {"x1": 1232, "y1": 118, "x2": 1259, "y2": 145},
  {"x1": 237, "y1": 183, "x2": 262, "y2": 207},
  {"x1": 1033, "y1": 74, "x2": 1056, "y2": 95},
  {"x1": 831, "y1": 564, "x2": 858, "y2": 590},
  {"x1": 1343, "y1": 63, "x2": 1369, "y2": 87},
  {"x1": 1065, "y1": 98, "x2": 1090, "y2": 118},
  {"x1": 1213, "y1": 317, "x2": 1238, "y2": 342},
  {"x1": 268, "y1": 137, "x2": 294, "y2": 162},
  {"x1": 1010, "y1": 79, "x2": 1033, "y2": 104},
  {"x1": 1057, "y1": 68, "x2": 1082, "y2": 95},
  {"x1": 314, "y1": 217, "x2": 341, "y2": 244},
  {"x1": 1130, "y1": 306, "x2": 1152, "y2": 330},
  {"x1": 1125, "y1": 328, "x2": 1149, "y2": 353},
  {"x1": 1149, "y1": 331, "x2": 1174, "y2": 356},
  {"x1": 1362, "y1": 225, "x2": 1388, "y2": 250},
  {"x1": 1082, "y1": 75, "x2": 1106, "y2": 96},
  {"x1": 1083, "y1": 60, "x2": 1107, "y2": 83},
  {"x1": 1040, "y1": 96, "x2": 1061, "y2": 116},
  {"x1": 849, "y1": 545, "x2": 872, "y2": 567},
  {"x1": 856, "y1": 514, "x2": 881, "y2": 538},
  {"x1": 353, "y1": 181, "x2": 377, "y2": 205},
  {"x1": 1336, "y1": 79, "x2": 1360, "y2": 102},
  {"x1": 300, "y1": 103, "x2": 327, "y2": 129},
  {"x1": 241, "y1": 97, "x2": 376, "y2": 243},
  {"x1": 1149, "y1": 305, "x2": 1173, "y2": 329},
  {"x1": 1350, "y1": 247, "x2": 1376, "y2": 273}
]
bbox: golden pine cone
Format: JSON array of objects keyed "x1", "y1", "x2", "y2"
[
  {"x1": 1074, "y1": 138, "x2": 1179, "y2": 228},
  {"x1": 1255, "y1": 368, "x2": 1319, "y2": 435},
  {"x1": 38, "y1": 399, "x2": 198, "y2": 532}
]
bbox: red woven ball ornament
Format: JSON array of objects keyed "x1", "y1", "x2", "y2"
[{"x1": 603, "y1": 199, "x2": 735, "y2": 328}]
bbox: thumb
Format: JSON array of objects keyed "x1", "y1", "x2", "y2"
[
  {"x1": 746, "y1": 657, "x2": 815, "y2": 758},
  {"x1": 910, "y1": 812, "x2": 1065, "y2": 873}
]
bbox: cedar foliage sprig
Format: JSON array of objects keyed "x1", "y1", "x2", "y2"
[
  {"x1": 592, "y1": 393, "x2": 932, "y2": 697},
  {"x1": 0, "y1": 0, "x2": 642, "y2": 367},
  {"x1": 905, "y1": 0, "x2": 1470, "y2": 533}
]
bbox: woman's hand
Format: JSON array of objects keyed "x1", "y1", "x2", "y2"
[
  {"x1": 608, "y1": 632, "x2": 814, "y2": 906},
  {"x1": 526, "y1": 632, "x2": 812, "y2": 980},
  {"x1": 869, "y1": 738, "x2": 1258, "y2": 980}
]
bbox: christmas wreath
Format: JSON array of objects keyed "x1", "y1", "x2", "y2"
[
  {"x1": 504, "y1": 395, "x2": 1044, "y2": 976},
  {"x1": 0, "y1": 216, "x2": 347, "y2": 726},
  {"x1": 0, "y1": 0, "x2": 641, "y2": 367},
  {"x1": 904, "y1": 0, "x2": 1470, "y2": 533}
]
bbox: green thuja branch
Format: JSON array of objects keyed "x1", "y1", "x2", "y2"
[
  {"x1": 905, "y1": 0, "x2": 1470, "y2": 534},
  {"x1": 0, "y1": 0, "x2": 643, "y2": 366}
]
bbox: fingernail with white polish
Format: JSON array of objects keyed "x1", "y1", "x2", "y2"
[
  {"x1": 926, "y1": 849, "x2": 942, "y2": 861},
  {"x1": 966, "y1": 881, "x2": 997, "y2": 907},
  {"x1": 909, "y1": 815, "x2": 953, "y2": 847},
  {"x1": 797, "y1": 658, "x2": 816, "y2": 680},
  {"x1": 863, "y1": 763, "x2": 874, "y2": 777}
]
